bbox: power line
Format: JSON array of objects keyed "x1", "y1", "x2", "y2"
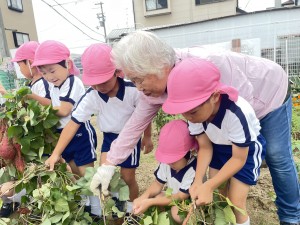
[
  {"x1": 51, "y1": 0, "x2": 102, "y2": 36},
  {"x1": 41, "y1": 0, "x2": 103, "y2": 42}
]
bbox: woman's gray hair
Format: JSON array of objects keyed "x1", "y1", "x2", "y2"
[{"x1": 111, "y1": 30, "x2": 176, "y2": 78}]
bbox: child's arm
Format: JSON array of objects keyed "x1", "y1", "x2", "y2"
[
  {"x1": 45, "y1": 120, "x2": 80, "y2": 170},
  {"x1": 133, "y1": 180, "x2": 165, "y2": 215},
  {"x1": 26, "y1": 93, "x2": 51, "y2": 106},
  {"x1": 189, "y1": 133, "x2": 213, "y2": 197},
  {"x1": 53, "y1": 101, "x2": 73, "y2": 117},
  {"x1": 194, "y1": 144, "x2": 248, "y2": 205},
  {"x1": 141, "y1": 122, "x2": 153, "y2": 154},
  {"x1": 0, "y1": 82, "x2": 7, "y2": 95}
]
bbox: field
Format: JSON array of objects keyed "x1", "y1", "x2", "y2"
[{"x1": 92, "y1": 117, "x2": 281, "y2": 225}]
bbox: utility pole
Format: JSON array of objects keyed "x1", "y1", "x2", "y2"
[{"x1": 95, "y1": 2, "x2": 107, "y2": 42}]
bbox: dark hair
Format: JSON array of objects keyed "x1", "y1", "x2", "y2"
[
  {"x1": 17, "y1": 59, "x2": 27, "y2": 64},
  {"x1": 37, "y1": 60, "x2": 67, "y2": 70},
  {"x1": 184, "y1": 151, "x2": 191, "y2": 160}
]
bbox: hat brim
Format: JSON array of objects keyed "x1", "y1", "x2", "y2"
[
  {"x1": 31, "y1": 59, "x2": 61, "y2": 67},
  {"x1": 155, "y1": 147, "x2": 187, "y2": 164},
  {"x1": 11, "y1": 57, "x2": 23, "y2": 63},
  {"x1": 162, "y1": 95, "x2": 210, "y2": 115},
  {"x1": 82, "y1": 72, "x2": 114, "y2": 86}
]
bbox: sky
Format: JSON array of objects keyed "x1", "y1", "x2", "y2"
[{"x1": 32, "y1": 0, "x2": 282, "y2": 54}]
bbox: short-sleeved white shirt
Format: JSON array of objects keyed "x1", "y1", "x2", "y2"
[
  {"x1": 71, "y1": 78, "x2": 139, "y2": 134},
  {"x1": 188, "y1": 95, "x2": 261, "y2": 147},
  {"x1": 51, "y1": 75, "x2": 85, "y2": 129},
  {"x1": 154, "y1": 157, "x2": 197, "y2": 194},
  {"x1": 29, "y1": 77, "x2": 52, "y2": 99}
]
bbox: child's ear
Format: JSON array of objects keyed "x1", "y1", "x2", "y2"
[{"x1": 211, "y1": 91, "x2": 221, "y2": 103}]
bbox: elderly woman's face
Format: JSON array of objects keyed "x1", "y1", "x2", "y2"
[{"x1": 125, "y1": 70, "x2": 168, "y2": 97}]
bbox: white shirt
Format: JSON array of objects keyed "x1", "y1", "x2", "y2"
[
  {"x1": 188, "y1": 95, "x2": 261, "y2": 146},
  {"x1": 71, "y1": 78, "x2": 139, "y2": 134},
  {"x1": 29, "y1": 77, "x2": 52, "y2": 99},
  {"x1": 51, "y1": 75, "x2": 85, "y2": 129},
  {"x1": 155, "y1": 157, "x2": 197, "y2": 194}
]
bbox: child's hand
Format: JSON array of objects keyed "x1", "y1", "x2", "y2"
[
  {"x1": 133, "y1": 198, "x2": 150, "y2": 215},
  {"x1": 45, "y1": 153, "x2": 61, "y2": 171},
  {"x1": 189, "y1": 182, "x2": 213, "y2": 205},
  {"x1": 0, "y1": 83, "x2": 7, "y2": 95},
  {"x1": 141, "y1": 136, "x2": 153, "y2": 154}
]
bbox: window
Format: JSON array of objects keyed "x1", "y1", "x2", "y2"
[
  {"x1": 7, "y1": 0, "x2": 23, "y2": 12},
  {"x1": 12, "y1": 32, "x2": 29, "y2": 47},
  {"x1": 145, "y1": 0, "x2": 168, "y2": 11},
  {"x1": 195, "y1": 0, "x2": 225, "y2": 5}
]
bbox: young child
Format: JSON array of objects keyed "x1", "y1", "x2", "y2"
[
  {"x1": 10, "y1": 41, "x2": 52, "y2": 105},
  {"x1": 0, "y1": 41, "x2": 52, "y2": 218},
  {"x1": 133, "y1": 119, "x2": 197, "y2": 224},
  {"x1": 46, "y1": 43, "x2": 153, "y2": 215},
  {"x1": 31, "y1": 40, "x2": 97, "y2": 176},
  {"x1": 162, "y1": 58, "x2": 266, "y2": 225}
]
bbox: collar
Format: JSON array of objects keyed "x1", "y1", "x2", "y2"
[
  {"x1": 28, "y1": 77, "x2": 43, "y2": 88},
  {"x1": 210, "y1": 94, "x2": 230, "y2": 129},
  {"x1": 98, "y1": 77, "x2": 125, "y2": 103},
  {"x1": 56, "y1": 74, "x2": 74, "y2": 89}
]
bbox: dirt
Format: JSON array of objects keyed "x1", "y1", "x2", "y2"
[{"x1": 92, "y1": 118, "x2": 279, "y2": 225}]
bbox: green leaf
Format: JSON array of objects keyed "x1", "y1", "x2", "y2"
[
  {"x1": 143, "y1": 216, "x2": 153, "y2": 225},
  {"x1": 157, "y1": 211, "x2": 170, "y2": 225},
  {"x1": 223, "y1": 205, "x2": 236, "y2": 223},
  {"x1": 62, "y1": 211, "x2": 70, "y2": 223},
  {"x1": 215, "y1": 208, "x2": 228, "y2": 225},
  {"x1": 7, "y1": 125, "x2": 23, "y2": 138},
  {"x1": 118, "y1": 185, "x2": 130, "y2": 201},
  {"x1": 55, "y1": 198, "x2": 69, "y2": 212},
  {"x1": 165, "y1": 188, "x2": 173, "y2": 197},
  {"x1": 41, "y1": 219, "x2": 51, "y2": 225},
  {"x1": 50, "y1": 214, "x2": 63, "y2": 223},
  {"x1": 7, "y1": 165, "x2": 16, "y2": 177},
  {"x1": 43, "y1": 113, "x2": 59, "y2": 129}
]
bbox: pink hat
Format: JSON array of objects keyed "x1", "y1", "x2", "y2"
[
  {"x1": 11, "y1": 41, "x2": 39, "y2": 62},
  {"x1": 163, "y1": 58, "x2": 238, "y2": 114},
  {"x1": 32, "y1": 40, "x2": 80, "y2": 75},
  {"x1": 81, "y1": 43, "x2": 118, "y2": 85},
  {"x1": 155, "y1": 120, "x2": 197, "y2": 164}
]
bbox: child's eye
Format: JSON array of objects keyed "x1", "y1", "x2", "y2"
[{"x1": 50, "y1": 70, "x2": 56, "y2": 74}]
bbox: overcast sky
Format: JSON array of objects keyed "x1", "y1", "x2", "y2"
[{"x1": 32, "y1": 0, "x2": 281, "y2": 54}]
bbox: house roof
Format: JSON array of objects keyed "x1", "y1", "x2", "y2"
[{"x1": 106, "y1": 27, "x2": 135, "y2": 39}]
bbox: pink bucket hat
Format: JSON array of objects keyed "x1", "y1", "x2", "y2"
[
  {"x1": 32, "y1": 40, "x2": 80, "y2": 75},
  {"x1": 163, "y1": 58, "x2": 238, "y2": 114},
  {"x1": 11, "y1": 41, "x2": 39, "y2": 62},
  {"x1": 155, "y1": 120, "x2": 198, "y2": 164},
  {"x1": 81, "y1": 43, "x2": 119, "y2": 85}
]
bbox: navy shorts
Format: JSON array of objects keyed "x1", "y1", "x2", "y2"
[
  {"x1": 101, "y1": 132, "x2": 141, "y2": 169},
  {"x1": 209, "y1": 134, "x2": 266, "y2": 185},
  {"x1": 59, "y1": 121, "x2": 97, "y2": 166}
]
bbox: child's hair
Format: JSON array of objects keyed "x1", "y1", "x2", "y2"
[
  {"x1": 37, "y1": 60, "x2": 67, "y2": 70},
  {"x1": 155, "y1": 119, "x2": 198, "y2": 164}
]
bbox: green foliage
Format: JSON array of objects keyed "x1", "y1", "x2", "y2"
[
  {"x1": 153, "y1": 109, "x2": 178, "y2": 132},
  {"x1": 0, "y1": 87, "x2": 60, "y2": 164}
]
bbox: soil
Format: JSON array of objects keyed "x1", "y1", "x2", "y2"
[{"x1": 92, "y1": 118, "x2": 280, "y2": 225}]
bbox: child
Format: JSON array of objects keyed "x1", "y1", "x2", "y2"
[
  {"x1": 162, "y1": 58, "x2": 266, "y2": 225},
  {"x1": 31, "y1": 40, "x2": 97, "y2": 177},
  {"x1": 10, "y1": 41, "x2": 52, "y2": 106},
  {"x1": 46, "y1": 43, "x2": 153, "y2": 215},
  {"x1": 0, "y1": 41, "x2": 52, "y2": 218},
  {"x1": 133, "y1": 120, "x2": 197, "y2": 224}
]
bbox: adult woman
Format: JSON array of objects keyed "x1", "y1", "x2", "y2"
[{"x1": 90, "y1": 31, "x2": 300, "y2": 225}]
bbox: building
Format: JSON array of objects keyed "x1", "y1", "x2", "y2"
[
  {"x1": 132, "y1": 0, "x2": 243, "y2": 29},
  {"x1": 0, "y1": 0, "x2": 38, "y2": 58}
]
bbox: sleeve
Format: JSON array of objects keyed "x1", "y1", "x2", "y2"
[
  {"x1": 226, "y1": 107, "x2": 258, "y2": 147},
  {"x1": 188, "y1": 121, "x2": 205, "y2": 136},
  {"x1": 106, "y1": 93, "x2": 165, "y2": 165},
  {"x1": 60, "y1": 77, "x2": 85, "y2": 105},
  {"x1": 154, "y1": 163, "x2": 167, "y2": 184},
  {"x1": 179, "y1": 167, "x2": 196, "y2": 194},
  {"x1": 31, "y1": 79, "x2": 51, "y2": 99},
  {"x1": 71, "y1": 88, "x2": 101, "y2": 124}
]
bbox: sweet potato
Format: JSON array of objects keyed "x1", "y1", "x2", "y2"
[{"x1": 0, "y1": 134, "x2": 16, "y2": 161}]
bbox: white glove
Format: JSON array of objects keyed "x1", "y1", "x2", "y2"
[{"x1": 90, "y1": 165, "x2": 116, "y2": 196}]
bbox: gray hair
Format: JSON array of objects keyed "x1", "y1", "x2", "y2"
[{"x1": 111, "y1": 30, "x2": 176, "y2": 78}]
